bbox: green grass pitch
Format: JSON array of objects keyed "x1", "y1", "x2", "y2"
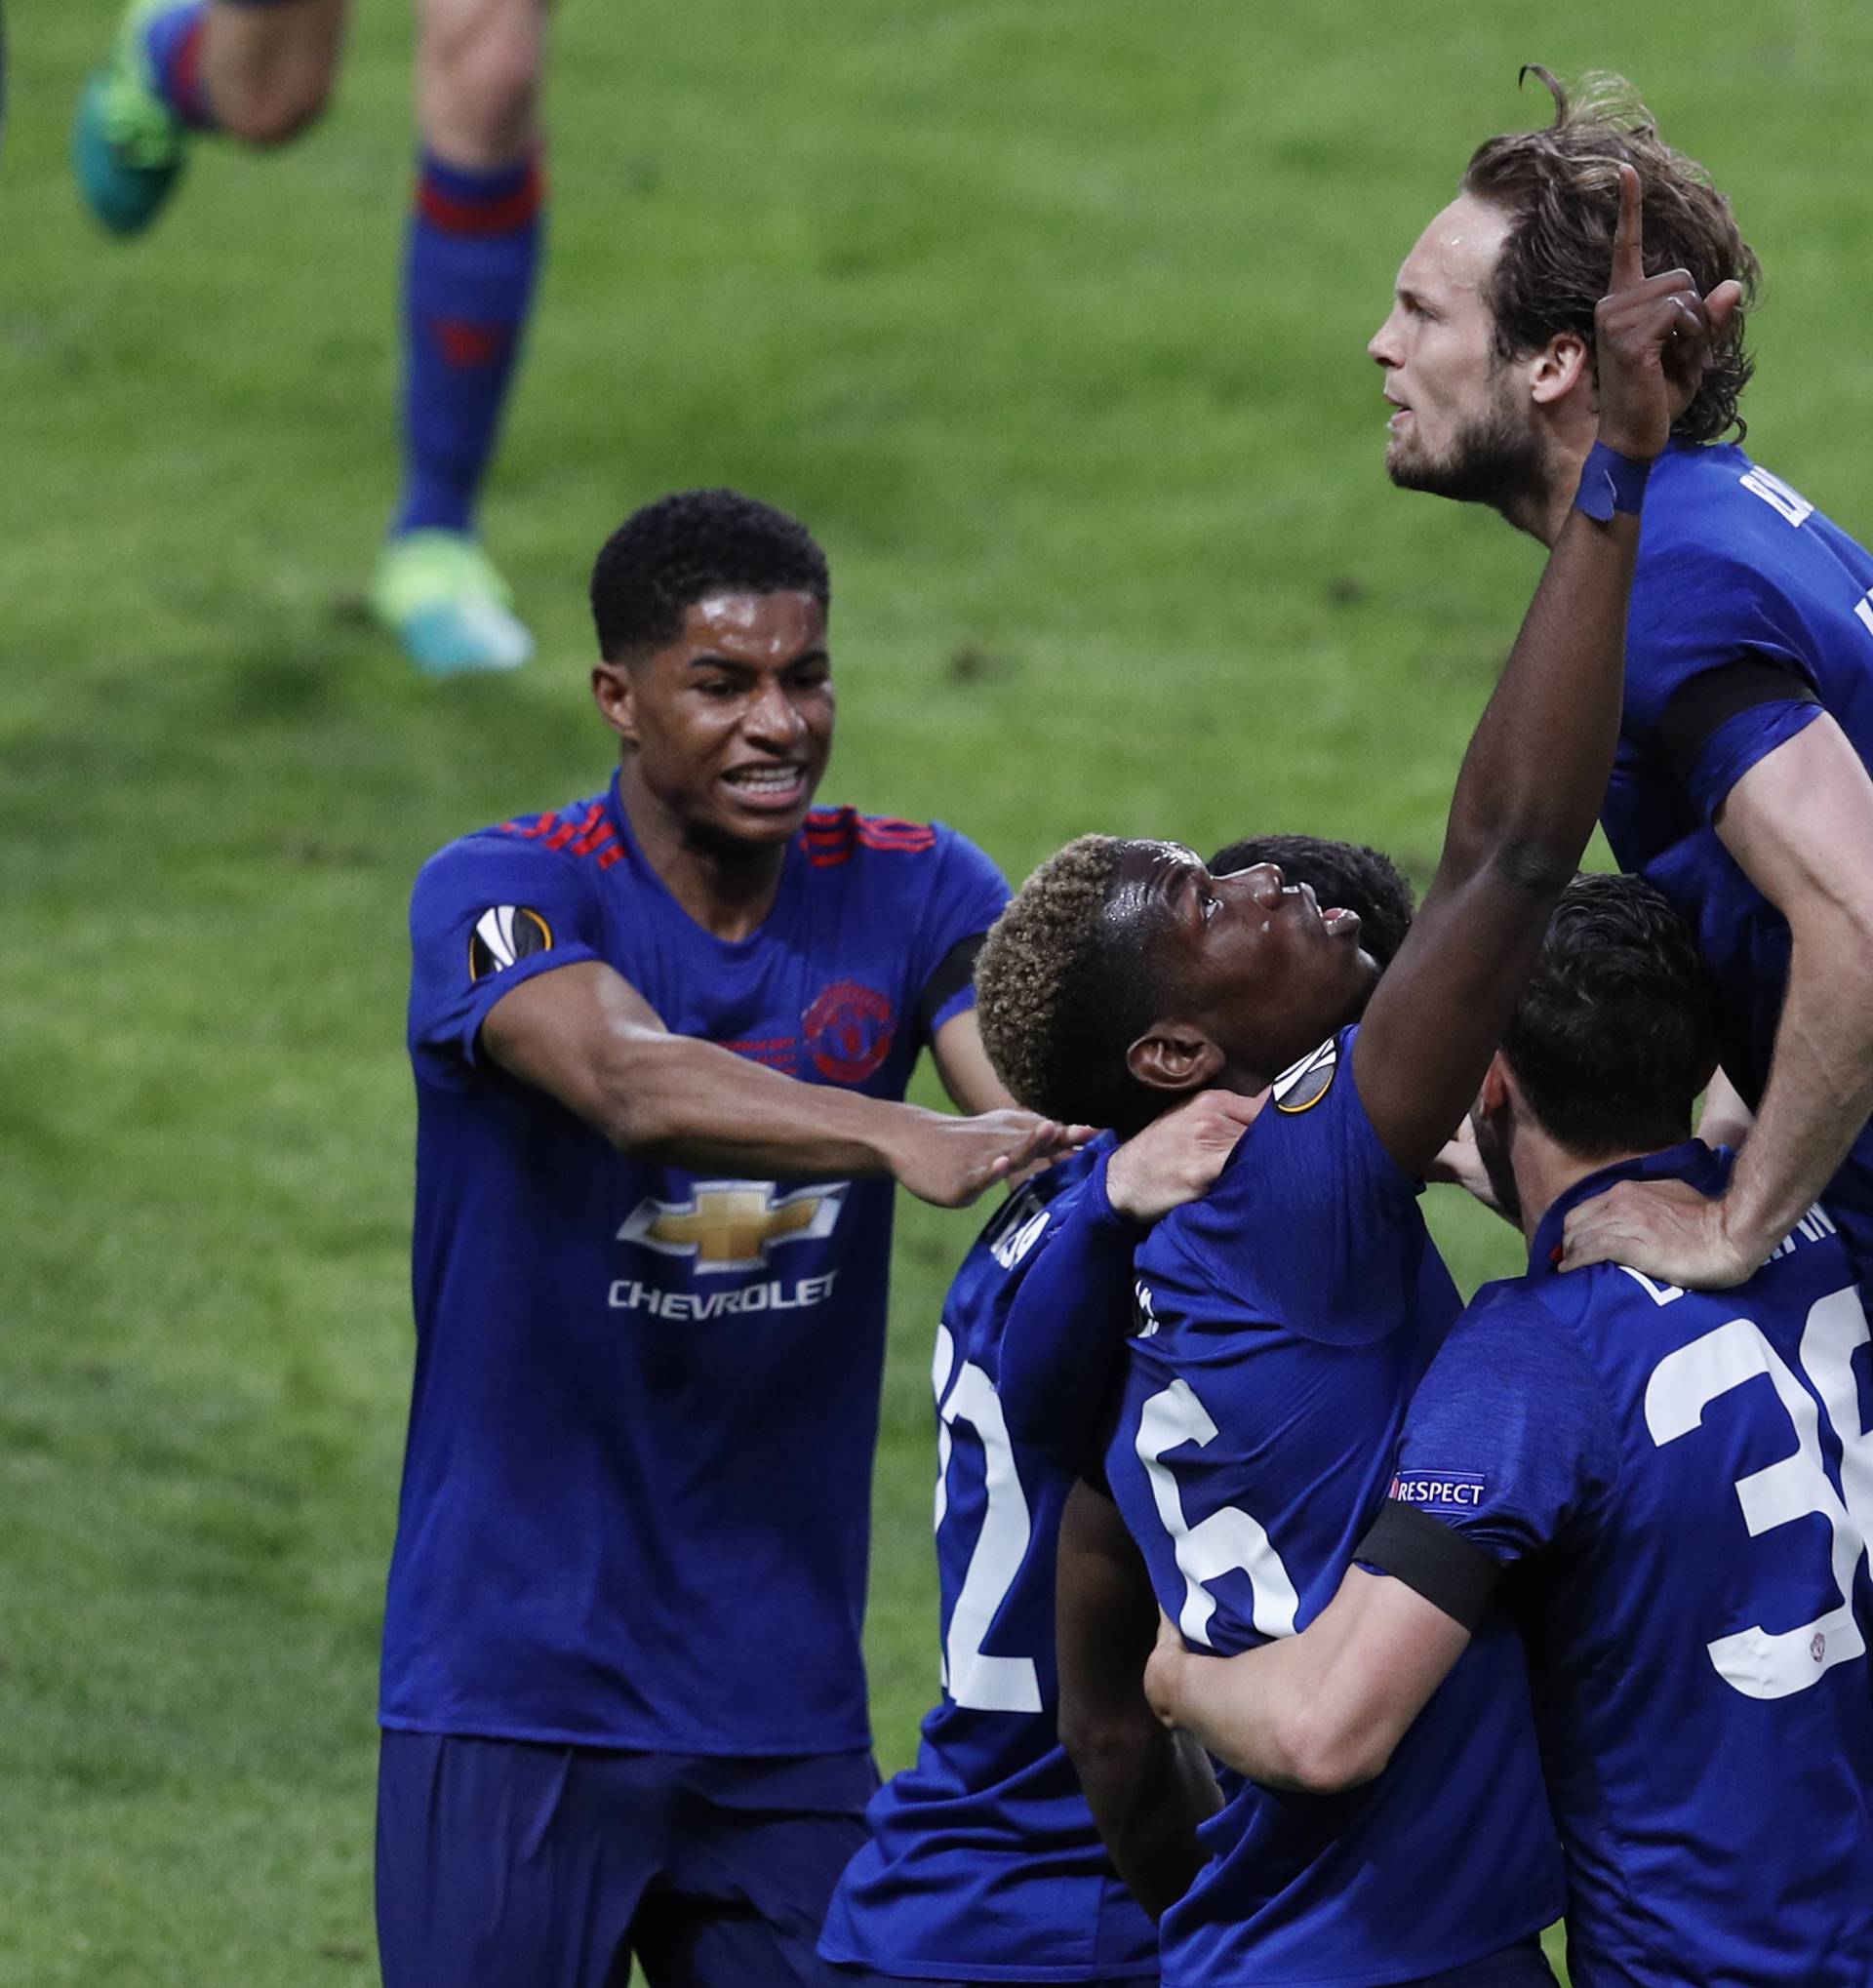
[{"x1": 6, "y1": 0, "x2": 1873, "y2": 1978}]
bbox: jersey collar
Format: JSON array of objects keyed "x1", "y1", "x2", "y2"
[{"x1": 1528, "y1": 1138, "x2": 1733, "y2": 1276}]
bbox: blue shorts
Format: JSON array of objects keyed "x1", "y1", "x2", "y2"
[{"x1": 377, "y1": 1730, "x2": 875, "y2": 1988}]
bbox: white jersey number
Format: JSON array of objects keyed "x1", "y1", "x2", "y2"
[
  {"x1": 931, "y1": 1326, "x2": 1042, "y2": 1713},
  {"x1": 1644, "y1": 1284, "x2": 1873, "y2": 1699},
  {"x1": 1136, "y1": 1376, "x2": 1299, "y2": 1648}
]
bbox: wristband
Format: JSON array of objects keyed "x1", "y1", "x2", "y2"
[{"x1": 1574, "y1": 440, "x2": 1654, "y2": 522}]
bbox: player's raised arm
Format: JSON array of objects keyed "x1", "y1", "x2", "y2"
[
  {"x1": 1354, "y1": 167, "x2": 1739, "y2": 1174},
  {"x1": 483, "y1": 960, "x2": 1074, "y2": 1209}
]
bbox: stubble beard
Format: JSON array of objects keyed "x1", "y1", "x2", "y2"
[{"x1": 1386, "y1": 388, "x2": 1547, "y2": 522}]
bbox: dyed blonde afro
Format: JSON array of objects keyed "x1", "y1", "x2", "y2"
[{"x1": 975, "y1": 834, "x2": 1168, "y2": 1131}]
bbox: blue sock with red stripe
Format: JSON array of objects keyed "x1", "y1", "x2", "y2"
[
  {"x1": 139, "y1": 1, "x2": 219, "y2": 130},
  {"x1": 394, "y1": 151, "x2": 545, "y2": 537}
]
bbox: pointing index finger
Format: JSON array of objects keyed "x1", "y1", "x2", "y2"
[{"x1": 1610, "y1": 161, "x2": 1644, "y2": 294}]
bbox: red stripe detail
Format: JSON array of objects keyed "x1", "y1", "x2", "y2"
[
  {"x1": 435, "y1": 319, "x2": 510, "y2": 370},
  {"x1": 543, "y1": 803, "x2": 603, "y2": 853},
  {"x1": 170, "y1": 19, "x2": 214, "y2": 128},
  {"x1": 810, "y1": 850, "x2": 854, "y2": 868},
  {"x1": 571, "y1": 818, "x2": 616, "y2": 857},
  {"x1": 857, "y1": 827, "x2": 936, "y2": 853},
  {"x1": 595, "y1": 847, "x2": 623, "y2": 870},
  {"x1": 517, "y1": 812, "x2": 558, "y2": 841},
  {"x1": 418, "y1": 160, "x2": 544, "y2": 238}
]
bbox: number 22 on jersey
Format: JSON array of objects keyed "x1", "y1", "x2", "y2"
[{"x1": 931, "y1": 1324, "x2": 1042, "y2": 1714}]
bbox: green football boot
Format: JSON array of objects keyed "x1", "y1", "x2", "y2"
[
  {"x1": 371, "y1": 531, "x2": 535, "y2": 677},
  {"x1": 72, "y1": 0, "x2": 189, "y2": 236}
]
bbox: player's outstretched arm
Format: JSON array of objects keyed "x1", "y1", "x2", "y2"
[
  {"x1": 1144, "y1": 1570, "x2": 1469, "y2": 1796},
  {"x1": 481, "y1": 959, "x2": 1075, "y2": 1208},
  {"x1": 1564, "y1": 716, "x2": 1873, "y2": 1282},
  {"x1": 1056, "y1": 1480, "x2": 1223, "y2": 1918},
  {"x1": 1354, "y1": 168, "x2": 1740, "y2": 1176}
]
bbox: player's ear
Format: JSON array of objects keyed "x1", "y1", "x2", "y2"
[
  {"x1": 1473, "y1": 1051, "x2": 1511, "y2": 1119},
  {"x1": 1126, "y1": 1023, "x2": 1224, "y2": 1096},
  {"x1": 592, "y1": 657, "x2": 641, "y2": 748},
  {"x1": 1530, "y1": 331, "x2": 1590, "y2": 408}
]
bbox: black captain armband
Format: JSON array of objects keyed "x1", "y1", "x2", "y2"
[
  {"x1": 917, "y1": 933, "x2": 988, "y2": 1037},
  {"x1": 1355, "y1": 1501, "x2": 1501, "y2": 1633},
  {"x1": 1656, "y1": 656, "x2": 1820, "y2": 785}
]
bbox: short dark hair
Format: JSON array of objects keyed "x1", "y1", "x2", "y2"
[
  {"x1": 589, "y1": 489, "x2": 831, "y2": 658},
  {"x1": 974, "y1": 835, "x2": 1173, "y2": 1133},
  {"x1": 1463, "y1": 69, "x2": 1760, "y2": 444},
  {"x1": 1503, "y1": 871, "x2": 1719, "y2": 1158},
  {"x1": 1209, "y1": 834, "x2": 1415, "y2": 970}
]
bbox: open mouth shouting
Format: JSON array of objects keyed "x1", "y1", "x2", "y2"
[{"x1": 722, "y1": 761, "x2": 814, "y2": 813}]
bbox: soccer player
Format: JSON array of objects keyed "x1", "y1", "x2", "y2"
[
  {"x1": 971, "y1": 173, "x2": 1724, "y2": 1986},
  {"x1": 378, "y1": 488, "x2": 1078, "y2": 1988},
  {"x1": 74, "y1": 0, "x2": 546, "y2": 673},
  {"x1": 1370, "y1": 69, "x2": 1873, "y2": 1296},
  {"x1": 1144, "y1": 871, "x2": 1873, "y2": 1985},
  {"x1": 819, "y1": 840, "x2": 1414, "y2": 1988}
]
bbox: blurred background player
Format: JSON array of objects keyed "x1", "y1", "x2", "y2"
[
  {"x1": 1370, "y1": 69, "x2": 1873, "y2": 1295},
  {"x1": 74, "y1": 0, "x2": 546, "y2": 673},
  {"x1": 819, "y1": 838, "x2": 1411, "y2": 1988},
  {"x1": 379, "y1": 489, "x2": 1077, "y2": 1987},
  {"x1": 1145, "y1": 872, "x2": 1873, "y2": 1987},
  {"x1": 972, "y1": 176, "x2": 1717, "y2": 1983}
]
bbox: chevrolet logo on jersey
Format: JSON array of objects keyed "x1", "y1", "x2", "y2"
[{"x1": 618, "y1": 1181, "x2": 847, "y2": 1273}]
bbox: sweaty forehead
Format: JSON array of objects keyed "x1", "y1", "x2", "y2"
[
  {"x1": 1104, "y1": 840, "x2": 1204, "y2": 933},
  {"x1": 675, "y1": 589, "x2": 826, "y2": 662},
  {"x1": 1400, "y1": 194, "x2": 1513, "y2": 298}
]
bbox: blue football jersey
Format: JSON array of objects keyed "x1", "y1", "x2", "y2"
[
  {"x1": 381, "y1": 775, "x2": 1009, "y2": 1756},
  {"x1": 1607, "y1": 441, "x2": 1873, "y2": 1273},
  {"x1": 1105, "y1": 1029, "x2": 1563, "y2": 1986},
  {"x1": 1386, "y1": 1142, "x2": 1873, "y2": 1987},
  {"x1": 821, "y1": 1139, "x2": 1160, "y2": 1983}
]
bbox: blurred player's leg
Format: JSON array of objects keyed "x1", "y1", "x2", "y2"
[
  {"x1": 631, "y1": 1789, "x2": 872, "y2": 1988},
  {"x1": 376, "y1": 1730, "x2": 650, "y2": 1988},
  {"x1": 370, "y1": 0, "x2": 546, "y2": 675},
  {"x1": 73, "y1": 0, "x2": 344, "y2": 234}
]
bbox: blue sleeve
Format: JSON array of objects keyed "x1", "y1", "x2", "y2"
[
  {"x1": 409, "y1": 834, "x2": 605, "y2": 1067},
  {"x1": 1684, "y1": 697, "x2": 1823, "y2": 824},
  {"x1": 1625, "y1": 542, "x2": 1821, "y2": 743},
  {"x1": 1164, "y1": 1029, "x2": 1427, "y2": 1345},
  {"x1": 1388, "y1": 1285, "x2": 1617, "y2": 1567},
  {"x1": 916, "y1": 827, "x2": 1011, "y2": 1036},
  {"x1": 996, "y1": 1149, "x2": 1142, "y2": 1475}
]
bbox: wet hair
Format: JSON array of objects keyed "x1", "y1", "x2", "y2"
[
  {"x1": 1210, "y1": 834, "x2": 1415, "y2": 971},
  {"x1": 1462, "y1": 68, "x2": 1760, "y2": 444},
  {"x1": 1502, "y1": 871, "x2": 1720, "y2": 1158},
  {"x1": 974, "y1": 835, "x2": 1174, "y2": 1133},
  {"x1": 589, "y1": 489, "x2": 831, "y2": 658}
]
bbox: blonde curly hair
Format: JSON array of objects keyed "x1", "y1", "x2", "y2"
[{"x1": 975, "y1": 835, "x2": 1167, "y2": 1130}]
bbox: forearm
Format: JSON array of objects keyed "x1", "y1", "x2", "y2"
[
  {"x1": 1718, "y1": 932, "x2": 1873, "y2": 1260},
  {"x1": 1160, "y1": 1637, "x2": 1346, "y2": 1793},
  {"x1": 1438, "y1": 504, "x2": 1637, "y2": 894},
  {"x1": 543, "y1": 1021, "x2": 913, "y2": 1176},
  {"x1": 1067, "y1": 1715, "x2": 1222, "y2": 1919}
]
